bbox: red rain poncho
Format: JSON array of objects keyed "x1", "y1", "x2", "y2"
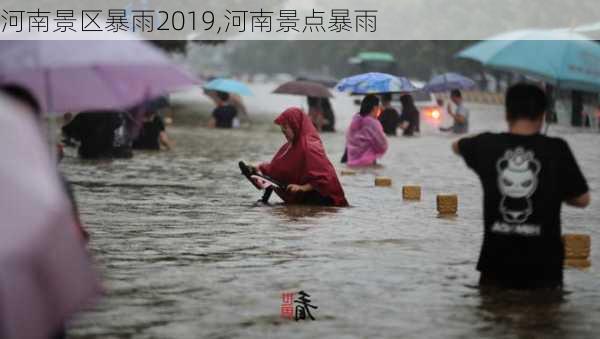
[{"x1": 259, "y1": 108, "x2": 348, "y2": 206}]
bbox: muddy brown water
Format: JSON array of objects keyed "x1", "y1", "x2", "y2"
[{"x1": 62, "y1": 103, "x2": 600, "y2": 339}]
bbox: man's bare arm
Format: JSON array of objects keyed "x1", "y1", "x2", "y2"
[
  {"x1": 452, "y1": 140, "x2": 460, "y2": 155},
  {"x1": 566, "y1": 192, "x2": 590, "y2": 208}
]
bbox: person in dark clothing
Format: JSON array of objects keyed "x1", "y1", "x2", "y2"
[
  {"x1": 320, "y1": 98, "x2": 336, "y2": 132},
  {"x1": 307, "y1": 96, "x2": 325, "y2": 131},
  {"x1": 544, "y1": 83, "x2": 558, "y2": 123},
  {"x1": 378, "y1": 93, "x2": 401, "y2": 136},
  {"x1": 133, "y1": 111, "x2": 173, "y2": 150},
  {"x1": 307, "y1": 96, "x2": 336, "y2": 132},
  {"x1": 209, "y1": 91, "x2": 238, "y2": 129},
  {"x1": 61, "y1": 113, "x2": 79, "y2": 147},
  {"x1": 399, "y1": 94, "x2": 420, "y2": 136},
  {"x1": 62, "y1": 111, "x2": 133, "y2": 159},
  {"x1": 0, "y1": 84, "x2": 41, "y2": 116},
  {"x1": 571, "y1": 90, "x2": 584, "y2": 127},
  {"x1": 453, "y1": 83, "x2": 590, "y2": 290},
  {"x1": 597, "y1": 105, "x2": 600, "y2": 131},
  {"x1": 111, "y1": 112, "x2": 134, "y2": 159}
]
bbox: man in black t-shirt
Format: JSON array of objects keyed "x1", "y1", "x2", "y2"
[
  {"x1": 133, "y1": 111, "x2": 174, "y2": 151},
  {"x1": 209, "y1": 91, "x2": 238, "y2": 129},
  {"x1": 453, "y1": 83, "x2": 590, "y2": 289}
]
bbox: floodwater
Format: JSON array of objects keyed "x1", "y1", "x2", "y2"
[{"x1": 63, "y1": 87, "x2": 600, "y2": 339}]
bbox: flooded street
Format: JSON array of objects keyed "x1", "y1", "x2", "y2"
[{"x1": 62, "y1": 91, "x2": 600, "y2": 338}]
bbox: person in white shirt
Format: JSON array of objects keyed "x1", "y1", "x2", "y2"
[{"x1": 440, "y1": 89, "x2": 470, "y2": 134}]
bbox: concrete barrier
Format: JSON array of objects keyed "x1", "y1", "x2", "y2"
[
  {"x1": 564, "y1": 258, "x2": 591, "y2": 269},
  {"x1": 403, "y1": 186, "x2": 421, "y2": 201},
  {"x1": 437, "y1": 194, "x2": 458, "y2": 216},
  {"x1": 563, "y1": 234, "x2": 591, "y2": 268},
  {"x1": 375, "y1": 177, "x2": 392, "y2": 187}
]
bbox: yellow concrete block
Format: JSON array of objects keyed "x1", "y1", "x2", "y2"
[
  {"x1": 375, "y1": 177, "x2": 392, "y2": 187},
  {"x1": 341, "y1": 170, "x2": 357, "y2": 176},
  {"x1": 402, "y1": 186, "x2": 421, "y2": 200},
  {"x1": 564, "y1": 258, "x2": 591, "y2": 269},
  {"x1": 437, "y1": 194, "x2": 458, "y2": 215},
  {"x1": 563, "y1": 234, "x2": 591, "y2": 259}
]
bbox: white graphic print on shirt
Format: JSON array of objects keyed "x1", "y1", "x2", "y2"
[{"x1": 496, "y1": 147, "x2": 541, "y2": 225}]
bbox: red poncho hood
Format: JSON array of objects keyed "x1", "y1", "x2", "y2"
[{"x1": 259, "y1": 108, "x2": 348, "y2": 206}]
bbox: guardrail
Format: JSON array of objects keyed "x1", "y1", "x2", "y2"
[{"x1": 438, "y1": 91, "x2": 504, "y2": 105}]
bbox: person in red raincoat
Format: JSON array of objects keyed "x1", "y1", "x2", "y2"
[{"x1": 256, "y1": 107, "x2": 348, "y2": 206}]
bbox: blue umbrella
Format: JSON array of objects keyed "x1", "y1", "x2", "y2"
[
  {"x1": 204, "y1": 78, "x2": 253, "y2": 96},
  {"x1": 423, "y1": 72, "x2": 476, "y2": 93},
  {"x1": 457, "y1": 29, "x2": 600, "y2": 92},
  {"x1": 336, "y1": 72, "x2": 419, "y2": 94}
]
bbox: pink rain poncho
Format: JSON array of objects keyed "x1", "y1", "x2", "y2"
[
  {"x1": 0, "y1": 96, "x2": 99, "y2": 339},
  {"x1": 346, "y1": 113, "x2": 388, "y2": 166}
]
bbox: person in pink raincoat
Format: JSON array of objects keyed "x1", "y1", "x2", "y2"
[{"x1": 343, "y1": 94, "x2": 388, "y2": 166}]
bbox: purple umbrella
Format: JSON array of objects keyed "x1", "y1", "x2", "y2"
[
  {"x1": 422, "y1": 72, "x2": 476, "y2": 93},
  {"x1": 0, "y1": 97, "x2": 100, "y2": 339},
  {"x1": 0, "y1": 38, "x2": 200, "y2": 114},
  {"x1": 273, "y1": 80, "x2": 333, "y2": 98}
]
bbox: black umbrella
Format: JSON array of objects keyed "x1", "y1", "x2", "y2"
[{"x1": 273, "y1": 80, "x2": 333, "y2": 98}]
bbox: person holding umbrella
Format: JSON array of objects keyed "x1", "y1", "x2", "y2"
[
  {"x1": 204, "y1": 78, "x2": 253, "y2": 129},
  {"x1": 0, "y1": 36, "x2": 199, "y2": 339},
  {"x1": 422, "y1": 73, "x2": 475, "y2": 135},
  {"x1": 205, "y1": 88, "x2": 249, "y2": 125},
  {"x1": 208, "y1": 91, "x2": 238, "y2": 129},
  {"x1": 273, "y1": 80, "x2": 335, "y2": 132},
  {"x1": 336, "y1": 73, "x2": 416, "y2": 164}
]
